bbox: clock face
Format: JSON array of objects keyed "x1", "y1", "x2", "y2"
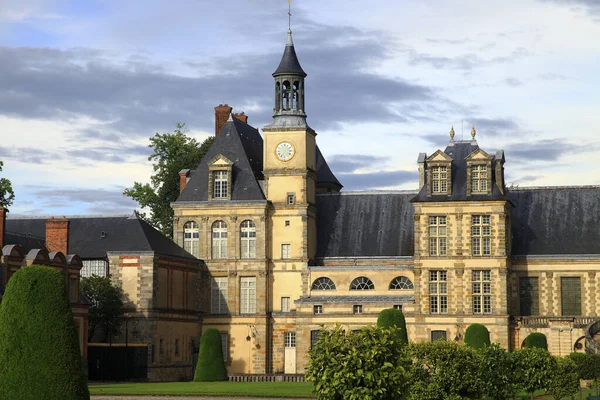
[{"x1": 276, "y1": 141, "x2": 295, "y2": 161}]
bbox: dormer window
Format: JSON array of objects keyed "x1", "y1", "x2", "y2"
[
  {"x1": 213, "y1": 171, "x2": 228, "y2": 198},
  {"x1": 471, "y1": 165, "x2": 488, "y2": 193},
  {"x1": 432, "y1": 166, "x2": 448, "y2": 194},
  {"x1": 208, "y1": 154, "x2": 233, "y2": 200},
  {"x1": 465, "y1": 149, "x2": 493, "y2": 196},
  {"x1": 425, "y1": 150, "x2": 453, "y2": 197}
]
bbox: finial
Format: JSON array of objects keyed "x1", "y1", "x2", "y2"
[
  {"x1": 471, "y1": 125, "x2": 476, "y2": 139},
  {"x1": 288, "y1": 0, "x2": 292, "y2": 30},
  {"x1": 449, "y1": 126, "x2": 455, "y2": 140}
]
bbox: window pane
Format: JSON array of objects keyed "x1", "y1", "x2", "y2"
[
  {"x1": 561, "y1": 277, "x2": 582, "y2": 316},
  {"x1": 519, "y1": 277, "x2": 539, "y2": 316}
]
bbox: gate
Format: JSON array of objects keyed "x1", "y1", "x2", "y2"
[{"x1": 88, "y1": 344, "x2": 148, "y2": 381}]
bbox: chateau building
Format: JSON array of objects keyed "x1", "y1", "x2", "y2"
[{"x1": 173, "y1": 25, "x2": 600, "y2": 376}]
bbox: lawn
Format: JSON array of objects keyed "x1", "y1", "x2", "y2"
[{"x1": 89, "y1": 381, "x2": 315, "y2": 397}]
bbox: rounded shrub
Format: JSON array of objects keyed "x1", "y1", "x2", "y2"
[
  {"x1": 523, "y1": 332, "x2": 548, "y2": 350},
  {"x1": 377, "y1": 308, "x2": 408, "y2": 345},
  {"x1": 464, "y1": 323, "x2": 491, "y2": 349},
  {"x1": 194, "y1": 328, "x2": 227, "y2": 381},
  {"x1": 0, "y1": 265, "x2": 89, "y2": 400}
]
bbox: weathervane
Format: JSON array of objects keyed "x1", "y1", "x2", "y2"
[{"x1": 288, "y1": 0, "x2": 292, "y2": 30}]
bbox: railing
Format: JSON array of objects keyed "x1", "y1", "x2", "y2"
[
  {"x1": 585, "y1": 320, "x2": 600, "y2": 355},
  {"x1": 228, "y1": 374, "x2": 306, "y2": 382},
  {"x1": 519, "y1": 316, "x2": 549, "y2": 328}
]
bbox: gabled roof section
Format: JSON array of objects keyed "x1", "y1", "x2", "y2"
[
  {"x1": 316, "y1": 146, "x2": 343, "y2": 190},
  {"x1": 426, "y1": 149, "x2": 453, "y2": 162},
  {"x1": 5, "y1": 215, "x2": 197, "y2": 260},
  {"x1": 465, "y1": 148, "x2": 493, "y2": 161},
  {"x1": 509, "y1": 186, "x2": 600, "y2": 255},
  {"x1": 316, "y1": 191, "x2": 415, "y2": 258},
  {"x1": 176, "y1": 118, "x2": 265, "y2": 202}
]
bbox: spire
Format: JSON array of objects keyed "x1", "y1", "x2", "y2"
[{"x1": 273, "y1": 30, "x2": 306, "y2": 77}]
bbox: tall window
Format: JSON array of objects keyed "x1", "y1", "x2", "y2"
[
  {"x1": 240, "y1": 277, "x2": 256, "y2": 314},
  {"x1": 211, "y1": 220, "x2": 228, "y2": 259},
  {"x1": 211, "y1": 277, "x2": 228, "y2": 314},
  {"x1": 389, "y1": 276, "x2": 414, "y2": 290},
  {"x1": 284, "y1": 332, "x2": 296, "y2": 348},
  {"x1": 213, "y1": 170, "x2": 228, "y2": 198},
  {"x1": 281, "y1": 297, "x2": 291, "y2": 313},
  {"x1": 429, "y1": 216, "x2": 447, "y2": 256},
  {"x1": 240, "y1": 220, "x2": 256, "y2": 258},
  {"x1": 281, "y1": 244, "x2": 291, "y2": 259},
  {"x1": 311, "y1": 277, "x2": 336, "y2": 290},
  {"x1": 519, "y1": 277, "x2": 539, "y2": 316},
  {"x1": 350, "y1": 277, "x2": 375, "y2": 290},
  {"x1": 561, "y1": 277, "x2": 582, "y2": 316},
  {"x1": 429, "y1": 270, "x2": 448, "y2": 314},
  {"x1": 472, "y1": 270, "x2": 492, "y2": 314},
  {"x1": 183, "y1": 221, "x2": 199, "y2": 257},
  {"x1": 311, "y1": 330, "x2": 320, "y2": 347},
  {"x1": 471, "y1": 165, "x2": 488, "y2": 192},
  {"x1": 220, "y1": 333, "x2": 229, "y2": 361},
  {"x1": 471, "y1": 215, "x2": 491, "y2": 256},
  {"x1": 69, "y1": 277, "x2": 78, "y2": 302},
  {"x1": 432, "y1": 166, "x2": 448, "y2": 194}
]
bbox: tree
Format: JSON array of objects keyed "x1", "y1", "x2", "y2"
[
  {"x1": 569, "y1": 352, "x2": 600, "y2": 396},
  {"x1": 306, "y1": 325, "x2": 409, "y2": 400},
  {"x1": 80, "y1": 275, "x2": 124, "y2": 342},
  {"x1": 408, "y1": 340, "x2": 484, "y2": 400},
  {"x1": 523, "y1": 332, "x2": 548, "y2": 349},
  {"x1": 0, "y1": 161, "x2": 15, "y2": 209},
  {"x1": 194, "y1": 328, "x2": 227, "y2": 382},
  {"x1": 0, "y1": 265, "x2": 89, "y2": 399},
  {"x1": 478, "y1": 343, "x2": 518, "y2": 400},
  {"x1": 546, "y1": 356, "x2": 580, "y2": 400},
  {"x1": 464, "y1": 323, "x2": 490, "y2": 349},
  {"x1": 512, "y1": 347, "x2": 554, "y2": 400},
  {"x1": 377, "y1": 308, "x2": 408, "y2": 345},
  {"x1": 124, "y1": 123, "x2": 214, "y2": 237}
]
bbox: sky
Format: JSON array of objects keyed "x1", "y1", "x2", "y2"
[{"x1": 1, "y1": 0, "x2": 599, "y2": 216}]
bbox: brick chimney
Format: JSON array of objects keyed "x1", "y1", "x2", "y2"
[
  {"x1": 0, "y1": 208, "x2": 5, "y2": 249},
  {"x1": 46, "y1": 216, "x2": 69, "y2": 254},
  {"x1": 179, "y1": 169, "x2": 191, "y2": 193},
  {"x1": 214, "y1": 104, "x2": 233, "y2": 136},
  {"x1": 233, "y1": 112, "x2": 248, "y2": 124}
]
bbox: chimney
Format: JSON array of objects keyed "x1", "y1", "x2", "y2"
[
  {"x1": 179, "y1": 169, "x2": 191, "y2": 193},
  {"x1": 214, "y1": 104, "x2": 233, "y2": 136},
  {"x1": 417, "y1": 153, "x2": 427, "y2": 190},
  {"x1": 233, "y1": 112, "x2": 248, "y2": 124},
  {"x1": 0, "y1": 208, "x2": 5, "y2": 249},
  {"x1": 46, "y1": 216, "x2": 69, "y2": 254}
]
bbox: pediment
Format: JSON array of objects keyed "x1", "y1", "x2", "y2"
[
  {"x1": 426, "y1": 150, "x2": 453, "y2": 162},
  {"x1": 208, "y1": 154, "x2": 234, "y2": 167},
  {"x1": 465, "y1": 148, "x2": 493, "y2": 161}
]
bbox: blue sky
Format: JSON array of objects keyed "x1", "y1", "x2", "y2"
[{"x1": 1, "y1": 0, "x2": 599, "y2": 216}]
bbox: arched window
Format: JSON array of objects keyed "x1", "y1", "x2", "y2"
[
  {"x1": 311, "y1": 277, "x2": 336, "y2": 291},
  {"x1": 389, "y1": 276, "x2": 414, "y2": 290},
  {"x1": 240, "y1": 220, "x2": 256, "y2": 259},
  {"x1": 183, "y1": 221, "x2": 199, "y2": 257},
  {"x1": 350, "y1": 277, "x2": 375, "y2": 290},
  {"x1": 211, "y1": 220, "x2": 228, "y2": 259}
]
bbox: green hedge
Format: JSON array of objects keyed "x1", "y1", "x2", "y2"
[
  {"x1": 524, "y1": 332, "x2": 548, "y2": 350},
  {"x1": 194, "y1": 328, "x2": 227, "y2": 382},
  {"x1": 0, "y1": 265, "x2": 89, "y2": 400},
  {"x1": 464, "y1": 323, "x2": 490, "y2": 349},
  {"x1": 377, "y1": 308, "x2": 408, "y2": 345}
]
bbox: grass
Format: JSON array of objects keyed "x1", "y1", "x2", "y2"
[{"x1": 89, "y1": 381, "x2": 315, "y2": 397}]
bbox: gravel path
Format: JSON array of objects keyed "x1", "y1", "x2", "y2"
[{"x1": 93, "y1": 397, "x2": 312, "y2": 400}]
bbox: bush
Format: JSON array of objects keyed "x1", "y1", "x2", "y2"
[
  {"x1": 568, "y1": 352, "x2": 600, "y2": 396},
  {"x1": 546, "y1": 356, "x2": 580, "y2": 400},
  {"x1": 377, "y1": 308, "x2": 408, "y2": 345},
  {"x1": 306, "y1": 325, "x2": 409, "y2": 400},
  {"x1": 512, "y1": 347, "x2": 554, "y2": 400},
  {"x1": 194, "y1": 328, "x2": 227, "y2": 382},
  {"x1": 478, "y1": 343, "x2": 518, "y2": 400},
  {"x1": 523, "y1": 332, "x2": 548, "y2": 349},
  {"x1": 464, "y1": 323, "x2": 490, "y2": 349},
  {"x1": 0, "y1": 265, "x2": 89, "y2": 400}
]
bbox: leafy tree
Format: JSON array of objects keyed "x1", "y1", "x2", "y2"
[
  {"x1": 80, "y1": 275, "x2": 124, "y2": 342},
  {"x1": 194, "y1": 328, "x2": 227, "y2": 382},
  {"x1": 306, "y1": 325, "x2": 409, "y2": 400},
  {"x1": 0, "y1": 161, "x2": 15, "y2": 209},
  {"x1": 377, "y1": 308, "x2": 408, "y2": 345},
  {"x1": 124, "y1": 123, "x2": 214, "y2": 236},
  {"x1": 546, "y1": 356, "x2": 580, "y2": 400},
  {"x1": 0, "y1": 265, "x2": 89, "y2": 399},
  {"x1": 523, "y1": 332, "x2": 548, "y2": 349},
  {"x1": 512, "y1": 347, "x2": 554, "y2": 400},
  {"x1": 478, "y1": 343, "x2": 518, "y2": 400},
  {"x1": 569, "y1": 352, "x2": 600, "y2": 396},
  {"x1": 464, "y1": 323, "x2": 490, "y2": 349},
  {"x1": 408, "y1": 340, "x2": 484, "y2": 400}
]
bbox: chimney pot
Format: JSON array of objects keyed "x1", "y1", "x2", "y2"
[
  {"x1": 179, "y1": 169, "x2": 191, "y2": 193},
  {"x1": 214, "y1": 104, "x2": 233, "y2": 136}
]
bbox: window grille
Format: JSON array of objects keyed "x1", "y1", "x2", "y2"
[
  {"x1": 561, "y1": 277, "x2": 582, "y2": 316},
  {"x1": 310, "y1": 330, "x2": 320, "y2": 347},
  {"x1": 429, "y1": 216, "x2": 447, "y2": 256},
  {"x1": 213, "y1": 170, "x2": 228, "y2": 198},
  {"x1": 429, "y1": 270, "x2": 448, "y2": 314},
  {"x1": 240, "y1": 220, "x2": 256, "y2": 258},
  {"x1": 353, "y1": 305, "x2": 363, "y2": 314},
  {"x1": 281, "y1": 244, "x2": 291, "y2": 259},
  {"x1": 81, "y1": 259, "x2": 109, "y2": 277},
  {"x1": 431, "y1": 166, "x2": 448, "y2": 193},
  {"x1": 220, "y1": 333, "x2": 229, "y2": 360},
  {"x1": 431, "y1": 330, "x2": 447, "y2": 342},
  {"x1": 471, "y1": 215, "x2": 491, "y2": 256},
  {"x1": 313, "y1": 305, "x2": 323, "y2": 314},
  {"x1": 183, "y1": 221, "x2": 199, "y2": 257},
  {"x1": 211, "y1": 220, "x2": 228, "y2": 259},
  {"x1": 240, "y1": 277, "x2": 256, "y2": 314},
  {"x1": 211, "y1": 277, "x2": 228, "y2": 314},
  {"x1": 311, "y1": 277, "x2": 336, "y2": 290},
  {"x1": 389, "y1": 276, "x2": 414, "y2": 290},
  {"x1": 284, "y1": 332, "x2": 296, "y2": 348},
  {"x1": 471, "y1": 165, "x2": 488, "y2": 192},
  {"x1": 350, "y1": 277, "x2": 375, "y2": 290},
  {"x1": 472, "y1": 270, "x2": 492, "y2": 314},
  {"x1": 281, "y1": 297, "x2": 291, "y2": 313}
]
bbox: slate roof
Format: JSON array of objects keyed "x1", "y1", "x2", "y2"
[
  {"x1": 5, "y1": 215, "x2": 196, "y2": 260},
  {"x1": 316, "y1": 146, "x2": 343, "y2": 189},
  {"x1": 508, "y1": 186, "x2": 600, "y2": 255},
  {"x1": 316, "y1": 191, "x2": 416, "y2": 258},
  {"x1": 273, "y1": 30, "x2": 307, "y2": 77},
  {"x1": 295, "y1": 295, "x2": 414, "y2": 304},
  {"x1": 412, "y1": 140, "x2": 507, "y2": 202}
]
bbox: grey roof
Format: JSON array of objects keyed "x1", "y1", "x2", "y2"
[
  {"x1": 295, "y1": 295, "x2": 414, "y2": 304},
  {"x1": 273, "y1": 30, "x2": 307, "y2": 77},
  {"x1": 316, "y1": 191, "x2": 416, "y2": 258},
  {"x1": 5, "y1": 215, "x2": 196, "y2": 260},
  {"x1": 509, "y1": 186, "x2": 600, "y2": 255},
  {"x1": 176, "y1": 118, "x2": 266, "y2": 202},
  {"x1": 412, "y1": 140, "x2": 507, "y2": 202},
  {"x1": 315, "y1": 146, "x2": 342, "y2": 189}
]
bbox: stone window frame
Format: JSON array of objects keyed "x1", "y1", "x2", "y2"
[
  {"x1": 281, "y1": 243, "x2": 291, "y2": 259},
  {"x1": 211, "y1": 220, "x2": 228, "y2": 259},
  {"x1": 207, "y1": 155, "x2": 233, "y2": 201},
  {"x1": 281, "y1": 296, "x2": 291, "y2": 313},
  {"x1": 425, "y1": 150, "x2": 453, "y2": 197},
  {"x1": 210, "y1": 276, "x2": 229, "y2": 315},
  {"x1": 472, "y1": 270, "x2": 492, "y2": 314},
  {"x1": 183, "y1": 220, "x2": 199, "y2": 257},
  {"x1": 240, "y1": 276, "x2": 257, "y2": 314},
  {"x1": 466, "y1": 150, "x2": 493, "y2": 196},
  {"x1": 471, "y1": 215, "x2": 492, "y2": 256},
  {"x1": 239, "y1": 219, "x2": 257, "y2": 259},
  {"x1": 313, "y1": 305, "x2": 323, "y2": 314},
  {"x1": 429, "y1": 270, "x2": 448, "y2": 314},
  {"x1": 353, "y1": 304, "x2": 363, "y2": 314},
  {"x1": 428, "y1": 215, "x2": 448, "y2": 257}
]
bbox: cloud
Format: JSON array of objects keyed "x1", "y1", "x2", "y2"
[
  {"x1": 328, "y1": 154, "x2": 388, "y2": 174},
  {"x1": 504, "y1": 139, "x2": 596, "y2": 162},
  {"x1": 0, "y1": 143, "x2": 149, "y2": 165},
  {"x1": 338, "y1": 170, "x2": 418, "y2": 190},
  {"x1": 407, "y1": 48, "x2": 530, "y2": 72},
  {"x1": 538, "y1": 0, "x2": 600, "y2": 18},
  {"x1": 505, "y1": 77, "x2": 524, "y2": 87},
  {"x1": 30, "y1": 186, "x2": 137, "y2": 214}
]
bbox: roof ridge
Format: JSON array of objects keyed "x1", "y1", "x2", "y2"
[
  {"x1": 7, "y1": 214, "x2": 134, "y2": 220},
  {"x1": 509, "y1": 185, "x2": 600, "y2": 191},
  {"x1": 317, "y1": 190, "x2": 419, "y2": 197}
]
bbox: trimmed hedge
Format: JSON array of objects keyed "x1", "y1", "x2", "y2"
[
  {"x1": 524, "y1": 332, "x2": 548, "y2": 350},
  {"x1": 377, "y1": 308, "x2": 408, "y2": 345},
  {"x1": 464, "y1": 323, "x2": 490, "y2": 349},
  {"x1": 194, "y1": 328, "x2": 227, "y2": 382},
  {"x1": 0, "y1": 265, "x2": 89, "y2": 400}
]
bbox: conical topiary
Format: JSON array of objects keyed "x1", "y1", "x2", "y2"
[
  {"x1": 377, "y1": 308, "x2": 408, "y2": 345},
  {"x1": 464, "y1": 323, "x2": 491, "y2": 349},
  {"x1": 194, "y1": 328, "x2": 228, "y2": 381},
  {"x1": 0, "y1": 265, "x2": 89, "y2": 400},
  {"x1": 524, "y1": 332, "x2": 548, "y2": 350}
]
